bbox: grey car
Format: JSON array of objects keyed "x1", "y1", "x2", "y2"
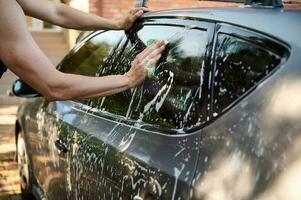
[{"x1": 13, "y1": 2, "x2": 301, "y2": 200}]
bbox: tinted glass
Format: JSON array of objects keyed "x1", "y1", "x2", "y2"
[
  {"x1": 85, "y1": 36, "x2": 137, "y2": 117},
  {"x1": 213, "y1": 33, "x2": 281, "y2": 115},
  {"x1": 134, "y1": 25, "x2": 209, "y2": 130},
  {"x1": 89, "y1": 24, "x2": 210, "y2": 130},
  {"x1": 58, "y1": 31, "x2": 125, "y2": 76}
]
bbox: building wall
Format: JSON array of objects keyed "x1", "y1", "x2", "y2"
[{"x1": 63, "y1": 0, "x2": 90, "y2": 48}]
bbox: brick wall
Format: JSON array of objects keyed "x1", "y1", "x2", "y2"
[{"x1": 89, "y1": 0, "x2": 239, "y2": 18}]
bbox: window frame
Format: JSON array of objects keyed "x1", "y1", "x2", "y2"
[
  {"x1": 206, "y1": 23, "x2": 290, "y2": 124},
  {"x1": 76, "y1": 17, "x2": 215, "y2": 135}
]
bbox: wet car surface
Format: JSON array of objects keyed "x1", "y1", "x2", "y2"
[{"x1": 14, "y1": 6, "x2": 301, "y2": 200}]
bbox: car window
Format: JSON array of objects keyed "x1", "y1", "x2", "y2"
[
  {"x1": 212, "y1": 33, "x2": 282, "y2": 115},
  {"x1": 133, "y1": 25, "x2": 209, "y2": 130},
  {"x1": 58, "y1": 31, "x2": 125, "y2": 76},
  {"x1": 88, "y1": 23, "x2": 211, "y2": 131}
]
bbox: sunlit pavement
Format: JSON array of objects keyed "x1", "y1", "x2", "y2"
[{"x1": 0, "y1": 106, "x2": 22, "y2": 200}]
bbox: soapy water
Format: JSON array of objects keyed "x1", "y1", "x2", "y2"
[
  {"x1": 45, "y1": 26, "x2": 205, "y2": 199},
  {"x1": 82, "y1": 25, "x2": 205, "y2": 131},
  {"x1": 137, "y1": 71, "x2": 174, "y2": 123},
  {"x1": 132, "y1": 26, "x2": 205, "y2": 129}
]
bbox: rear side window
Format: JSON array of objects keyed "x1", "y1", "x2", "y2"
[{"x1": 212, "y1": 33, "x2": 282, "y2": 115}]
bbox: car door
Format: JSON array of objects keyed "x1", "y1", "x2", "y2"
[
  {"x1": 77, "y1": 17, "x2": 214, "y2": 199},
  {"x1": 24, "y1": 30, "x2": 126, "y2": 200},
  {"x1": 191, "y1": 24, "x2": 290, "y2": 199},
  {"x1": 22, "y1": 93, "x2": 71, "y2": 200},
  {"x1": 56, "y1": 30, "x2": 127, "y2": 199}
]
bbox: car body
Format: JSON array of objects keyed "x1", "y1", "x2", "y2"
[{"x1": 15, "y1": 5, "x2": 301, "y2": 200}]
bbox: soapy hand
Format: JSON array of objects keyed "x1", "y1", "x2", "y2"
[
  {"x1": 145, "y1": 39, "x2": 168, "y2": 78},
  {"x1": 125, "y1": 40, "x2": 166, "y2": 88}
]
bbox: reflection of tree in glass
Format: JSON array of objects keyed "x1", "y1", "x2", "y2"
[
  {"x1": 95, "y1": 39, "x2": 126, "y2": 77},
  {"x1": 75, "y1": 42, "x2": 111, "y2": 76},
  {"x1": 214, "y1": 35, "x2": 280, "y2": 114},
  {"x1": 59, "y1": 41, "x2": 109, "y2": 76},
  {"x1": 88, "y1": 39, "x2": 139, "y2": 115}
]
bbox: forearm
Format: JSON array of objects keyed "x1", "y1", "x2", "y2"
[
  {"x1": 18, "y1": 0, "x2": 119, "y2": 30},
  {"x1": 5, "y1": 51, "x2": 131, "y2": 101},
  {"x1": 19, "y1": 0, "x2": 147, "y2": 31},
  {"x1": 55, "y1": 4, "x2": 120, "y2": 30},
  {"x1": 4, "y1": 44, "x2": 131, "y2": 101},
  {"x1": 0, "y1": 36, "x2": 129, "y2": 101},
  {"x1": 56, "y1": 73, "x2": 130, "y2": 100}
]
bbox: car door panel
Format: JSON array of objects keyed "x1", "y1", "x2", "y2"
[
  {"x1": 61, "y1": 101, "x2": 201, "y2": 199},
  {"x1": 18, "y1": 98, "x2": 69, "y2": 200}
]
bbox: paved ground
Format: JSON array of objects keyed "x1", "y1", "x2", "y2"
[{"x1": 0, "y1": 106, "x2": 23, "y2": 200}]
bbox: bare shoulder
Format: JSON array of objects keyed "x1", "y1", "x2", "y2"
[
  {"x1": 0, "y1": 0, "x2": 21, "y2": 13},
  {"x1": 0, "y1": 0, "x2": 31, "y2": 45}
]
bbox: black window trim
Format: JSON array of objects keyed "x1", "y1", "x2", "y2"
[{"x1": 73, "y1": 17, "x2": 215, "y2": 135}]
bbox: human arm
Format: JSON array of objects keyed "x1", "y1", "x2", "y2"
[
  {"x1": 17, "y1": 0, "x2": 147, "y2": 30},
  {"x1": 0, "y1": 1, "x2": 165, "y2": 101}
]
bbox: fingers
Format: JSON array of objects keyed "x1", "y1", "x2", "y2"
[
  {"x1": 129, "y1": 10, "x2": 144, "y2": 22},
  {"x1": 130, "y1": 40, "x2": 166, "y2": 81},
  {"x1": 130, "y1": 7, "x2": 150, "y2": 14},
  {"x1": 139, "y1": 40, "x2": 166, "y2": 59},
  {"x1": 145, "y1": 45, "x2": 165, "y2": 60},
  {"x1": 145, "y1": 54, "x2": 162, "y2": 68},
  {"x1": 127, "y1": 41, "x2": 164, "y2": 87},
  {"x1": 137, "y1": 43, "x2": 165, "y2": 69},
  {"x1": 140, "y1": 45, "x2": 165, "y2": 68},
  {"x1": 129, "y1": 7, "x2": 149, "y2": 22}
]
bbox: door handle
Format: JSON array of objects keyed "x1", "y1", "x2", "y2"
[{"x1": 55, "y1": 139, "x2": 68, "y2": 153}]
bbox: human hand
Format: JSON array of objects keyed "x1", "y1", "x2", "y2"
[
  {"x1": 125, "y1": 41, "x2": 166, "y2": 88},
  {"x1": 116, "y1": 7, "x2": 149, "y2": 30}
]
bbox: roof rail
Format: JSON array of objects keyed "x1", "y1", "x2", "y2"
[
  {"x1": 245, "y1": 0, "x2": 283, "y2": 7},
  {"x1": 136, "y1": 0, "x2": 283, "y2": 8}
]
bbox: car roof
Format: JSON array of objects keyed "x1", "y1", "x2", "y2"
[{"x1": 142, "y1": 7, "x2": 301, "y2": 47}]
